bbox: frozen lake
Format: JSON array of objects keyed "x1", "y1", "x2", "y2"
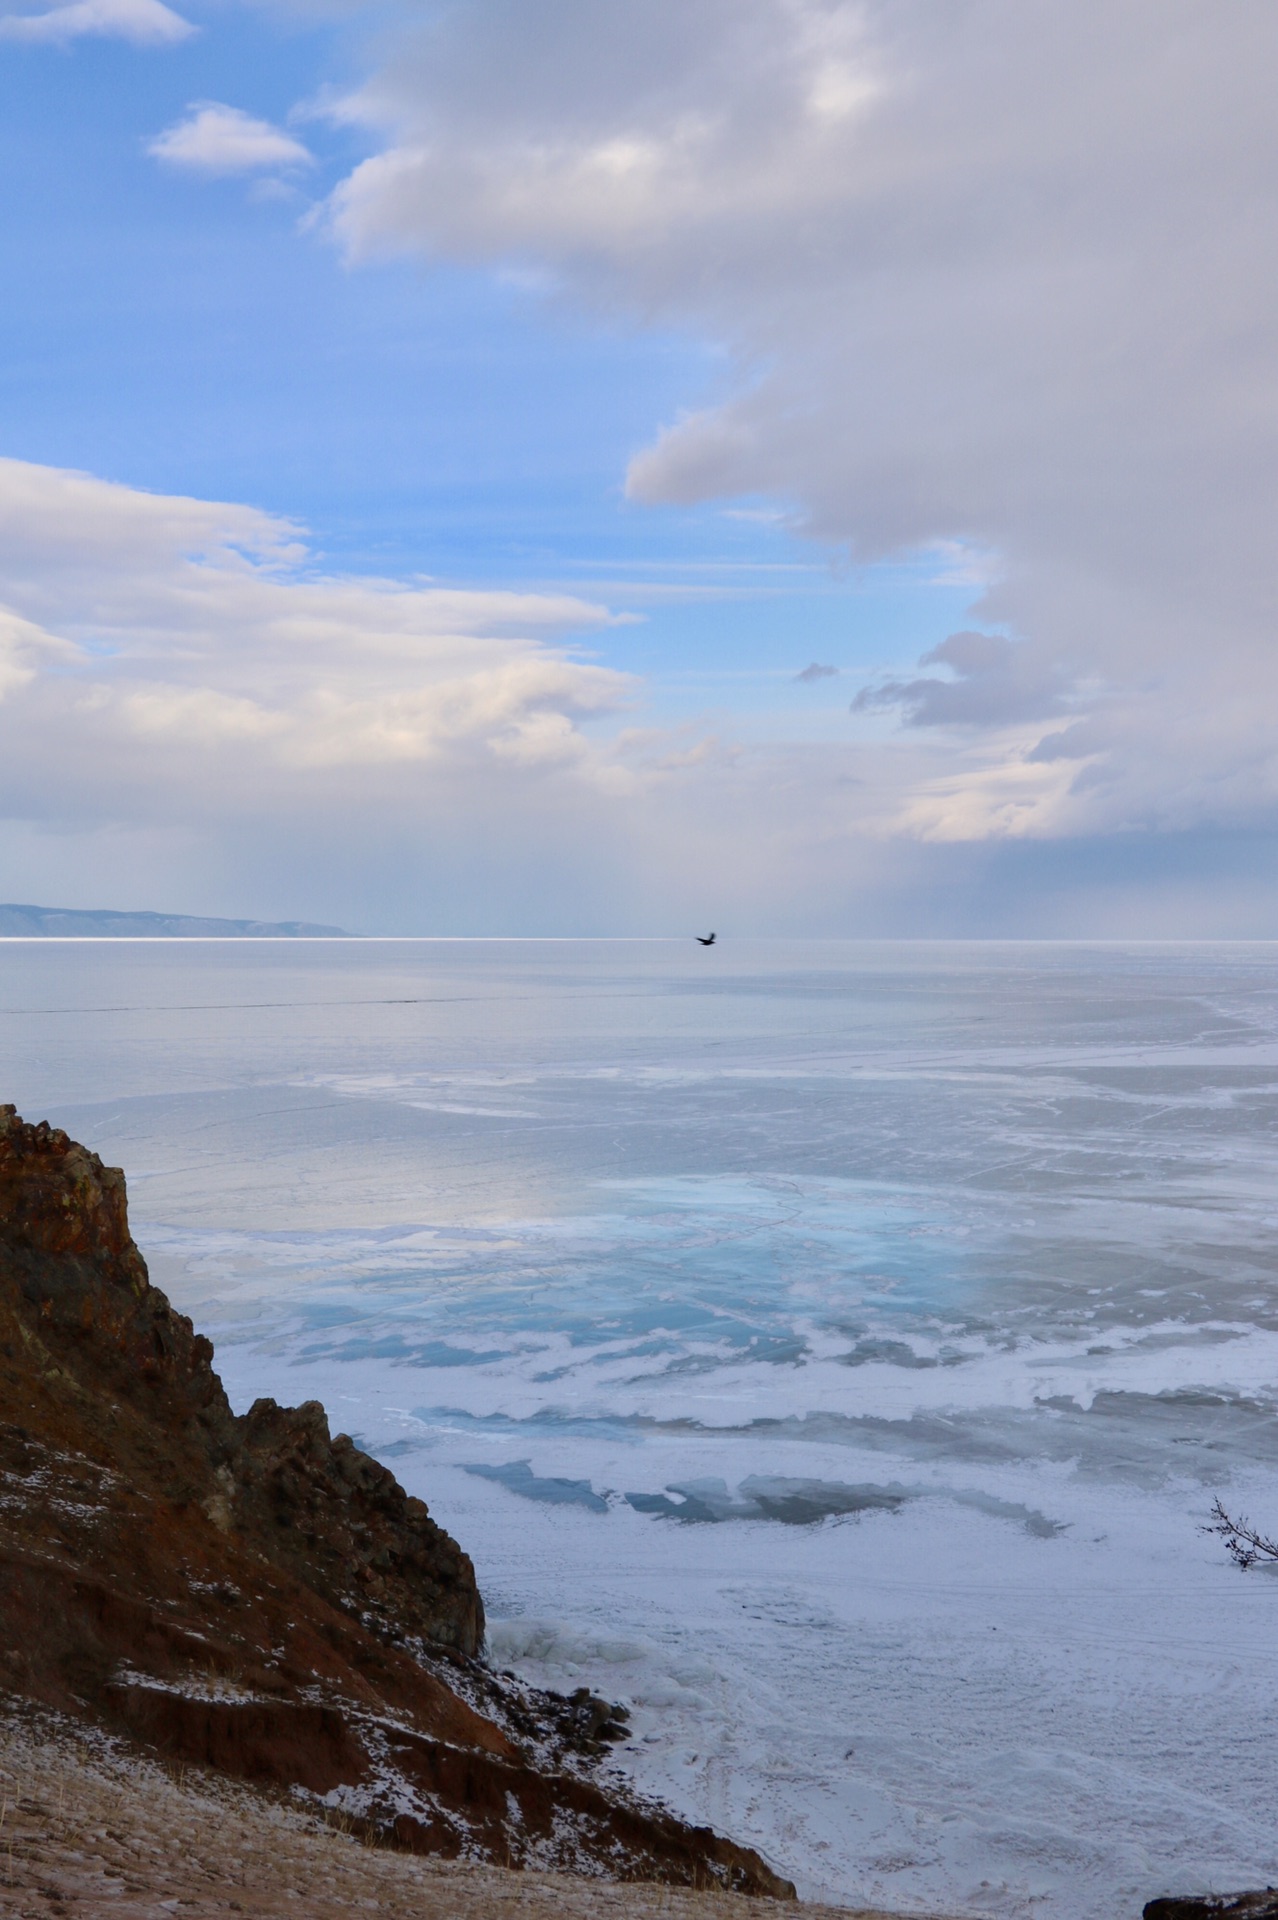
[{"x1": 5, "y1": 938, "x2": 1278, "y2": 1917}]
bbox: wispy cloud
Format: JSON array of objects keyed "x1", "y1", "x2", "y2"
[
  {"x1": 149, "y1": 103, "x2": 313, "y2": 175},
  {"x1": 0, "y1": 0, "x2": 192, "y2": 43},
  {"x1": 795, "y1": 663, "x2": 838, "y2": 683}
]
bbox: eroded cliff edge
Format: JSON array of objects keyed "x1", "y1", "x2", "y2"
[{"x1": 0, "y1": 1105, "x2": 793, "y2": 1897}]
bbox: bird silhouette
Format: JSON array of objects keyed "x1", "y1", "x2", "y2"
[{"x1": 696, "y1": 932, "x2": 716, "y2": 946}]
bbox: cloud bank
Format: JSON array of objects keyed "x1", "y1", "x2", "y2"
[
  {"x1": 0, "y1": 457, "x2": 633, "y2": 783},
  {"x1": 2, "y1": 455, "x2": 1274, "y2": 934},
  {"x1": 322, "y1": 0, "x2": 1278, "y2": 853},
  {"x1": 0, "y1": 458, "x2": 670, "y2": 919},
  {"x1": 0, "y1": 455, "x2": 1085, "y2": 933}
]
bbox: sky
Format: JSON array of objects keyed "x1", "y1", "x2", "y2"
[{"x1": 0, "y1": 0, "x2": 1274, "y2": 936}]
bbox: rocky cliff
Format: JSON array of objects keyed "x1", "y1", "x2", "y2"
[{"x1": 0, "y1": 1105, "x2": 792, "y2": 1897}]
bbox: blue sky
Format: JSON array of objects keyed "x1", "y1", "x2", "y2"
[
  {"x1": 0, "y1": 6, "x2": 968, "y2": 705},
  {"x1": 0, "y1": 1, "x2": 1273, "y2": 934}
]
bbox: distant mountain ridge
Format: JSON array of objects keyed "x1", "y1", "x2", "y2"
[{"x1": 0, "y1": 902, "x2": 349, "y2": 937}]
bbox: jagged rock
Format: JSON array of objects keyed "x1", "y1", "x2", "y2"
[
  {"x1": 1144, "y1": 1898, "x2": 1278, "y2": 1918},
  {"x1": 235, "y1": 1396, "x2": 484, "y2": 1655},
  {"x1": 0, "y1": 1102, "x2": 483, "y2": 1654},
  {"x1": 0, "y1": 1105, "x2": 793, "y2": 1898}
]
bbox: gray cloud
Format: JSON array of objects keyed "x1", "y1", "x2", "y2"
[
  {"x1": 795, "y1": 662, "x2": 838, "y2": 683},
  {"x1": 1026, "y1": 722, "x2": 1104, "y2": 766},
  {"x1": 320, "y1": 0, "x2": 1278, "y2": 848},
  {"x1": 853, "y1": 632, "x2": 1072, "y2": 730}
]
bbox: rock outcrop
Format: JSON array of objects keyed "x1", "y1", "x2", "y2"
[
  {"x1": 1144, "y1": 1899, "x2": 1278, "y2": 1918},
  {"x1": 0, "y1": 1104, "x2": 482, "y2": 1656},
  {"x1": 0, "y1": 1105, "x2": 792, "y2": 1897}
]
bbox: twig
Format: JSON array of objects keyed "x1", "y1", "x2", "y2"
[{"x1": 1203, "y1": 1497, "x2": 1278, "y2": 1570}]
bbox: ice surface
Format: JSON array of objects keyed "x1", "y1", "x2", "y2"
[{"x1": 6, "y1": 938, "x2": 1278, "y2": 1915}]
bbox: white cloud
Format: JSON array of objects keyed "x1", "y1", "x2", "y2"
[
  {"x1": 149, "y1": 103, "x2": 313, "y2": 175},
  {"x1": 316, "y1": 0, "x2": 1278, "y2": 853},
  {"x1": 0, "y1": 0, "x2": 192, "y2": 42},
  {"x1": 0, "y1": 457, "x2": 635, "y2": 822}
]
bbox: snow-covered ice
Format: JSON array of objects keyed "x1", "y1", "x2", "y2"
[{"x1": 6, "y1": 937, "x2": 1278, "y2": 1916}]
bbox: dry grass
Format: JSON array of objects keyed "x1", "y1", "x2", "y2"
[{"x1": 0, "y1": 1702, "x2": 947, "y2": 1920}]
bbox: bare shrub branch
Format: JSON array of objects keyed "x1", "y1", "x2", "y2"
[{"x1": 1203, "y1": 1497, "x2": 1278, "y2": 1570}]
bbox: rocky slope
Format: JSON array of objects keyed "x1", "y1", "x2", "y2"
[
  {"x1": 0, "y1": 1105, "x2": 791, "y2": 1896},
  {"x1": 0, "y1": 1699, "x2": 919, "y2": 1920}
]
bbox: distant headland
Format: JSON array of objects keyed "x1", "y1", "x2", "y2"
[{"x1": 0, "y1": 902, "x2": 350, "y2": 937}]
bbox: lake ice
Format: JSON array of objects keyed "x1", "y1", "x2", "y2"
[{"x1": 5, "y1": 937, "x2": 1278, "y2": 1917}]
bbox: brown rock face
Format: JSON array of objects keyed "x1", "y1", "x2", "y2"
[
  {"x1": 0, "y1": 1103, "x2": 482, "y2": 1654},
  {"x1": 0, "y1": 1105, "x2": 793, "y2": 1899},
  {"x1": 234, "y1": 1396, "x2": 483, "y2": 1656}
]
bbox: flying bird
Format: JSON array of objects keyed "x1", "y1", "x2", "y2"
[{"x1": 696, "y1": 932, "x2": 716, "y2": 946}]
